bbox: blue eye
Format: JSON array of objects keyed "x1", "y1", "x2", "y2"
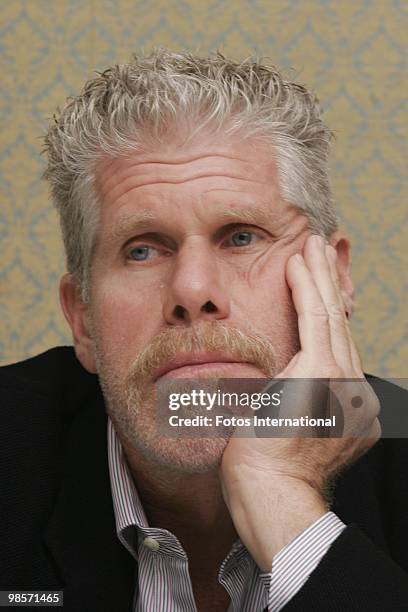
[
  {"x1": 128, "y1": 246, "x2": 158, "y2": 261},
  {"x1": 231, "y1": 231, "x2": 252, "y2": 246},
  {"x1": 226, "y1": 230, "x2": 261, "y2": 248}
]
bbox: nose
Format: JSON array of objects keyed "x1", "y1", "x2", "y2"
[{"x1": 162, "y1": 239, "x2": 230, "y2": 325}]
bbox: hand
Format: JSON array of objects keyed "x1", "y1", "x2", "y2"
[{"x1": 219, "y1": 234, "x2": 381, "y2": 570}]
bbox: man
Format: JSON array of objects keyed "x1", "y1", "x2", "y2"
[{"x1": 1, "y1": 49, "x2": 407, "y2": 611}]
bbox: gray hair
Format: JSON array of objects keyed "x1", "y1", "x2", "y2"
[{"x1": 43, "y1": 48, "x2": 338, "y2": 301}]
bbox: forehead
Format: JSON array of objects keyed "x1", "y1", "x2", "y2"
[{"x1": 95, "y1": 134, "x2": 280, "y2": 205}]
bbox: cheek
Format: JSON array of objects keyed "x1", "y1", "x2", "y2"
[
  {"x1": 229, "y1": 251, "x2": 298, "y2": 336},
  {"x1": 91, "y1": 275, "x2": 163, "y2": 365}
]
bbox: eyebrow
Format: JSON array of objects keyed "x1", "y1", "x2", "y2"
[
  {"x1": 212, "y1": 206, "x2": 276, "y2": 226},
  {"x1": 110, "y1": 211, "x2": 159, "y2": 237},
  {"x1": 106, "y1": 205, "x2": 280, "y2": 246}
]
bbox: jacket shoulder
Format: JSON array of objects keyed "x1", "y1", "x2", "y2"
[
  {"x1": 0, "y1": 347, "x2": 100, "y2": 419},
  {"x1": 0, "y1": 348, "x2": 105, "y2": 585},
  {"x1": 366, "y1": 374, "x2": 408, "y2": 439}
]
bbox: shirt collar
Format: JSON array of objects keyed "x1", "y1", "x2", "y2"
[
  {"x1": 107, "y1": 417, "x2": 149, "y2": 534},
  {"x1": 107, "y1": 417, "x2": 261, "y2": 569},
  {"x1": 107, "y1": 416, "x2": 270, "y2": 607}
]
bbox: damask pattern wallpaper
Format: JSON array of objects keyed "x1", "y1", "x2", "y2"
[{"x1": 0, "y1": 1, "x2": 406, "y2": 376}]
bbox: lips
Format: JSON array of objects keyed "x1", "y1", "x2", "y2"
[{"x1": 154, "y1": 352, "x2": 248, "y2": 381}]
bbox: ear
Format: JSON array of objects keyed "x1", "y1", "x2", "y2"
[
  {"x1": 329, "y1": 230, "x2": 355, "y2": 319},
  {"x1": 59, "y1": 274, "x2": 97, "y2": 374}
]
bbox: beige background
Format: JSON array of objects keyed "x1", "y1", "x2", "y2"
[{"x1": 0, "y1": 1, "x2": 406, "y2": 376}]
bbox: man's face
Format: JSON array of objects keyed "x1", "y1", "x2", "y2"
[{"x1": 83, "y1": 134, "x2": 311, "y2": 472}]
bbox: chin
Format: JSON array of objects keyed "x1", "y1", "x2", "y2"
[{"x1": 129, "y1": 433, "x2": 230, "y2": 475}]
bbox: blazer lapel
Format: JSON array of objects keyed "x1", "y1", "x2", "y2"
[{"x1": 43, "y1": 394, "x2": 135, "y2": 612}]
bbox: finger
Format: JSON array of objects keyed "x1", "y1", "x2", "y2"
[
  {"x1": 325, "y1": 246, "x2": 363, "y2": 375},
  {"x1": 286, "y1": 252, "x2": 335, "y2": 368},
  {"x1": 367, "y1": 417, "x2": 382, "y2": 442},
  {"x1": 355, "y1": 417, "x2": 382, "y2": 457},
  {"x1": 303, "y1": 236, "x2": 352, "y2": 374}
]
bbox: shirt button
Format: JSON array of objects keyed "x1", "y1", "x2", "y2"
[{"x1": 143, "y1": 536, "x2": 160, "y2": 551}]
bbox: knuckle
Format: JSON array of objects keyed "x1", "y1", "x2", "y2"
[
  {"x1": 371, "y1": 396, "x2": 381, "y2": 420},
  {"x1": 312, "y1": 307, "x2": 329, "y2": 323},
  {"x1": 323, "y1": 365, "x2": 343, "y2": 379},
  {"x1": 363, "y1": 419, "x2": 382, "y2": 450},
  {"x1": 327, "y1": 303, "x2": 345, "y2": 318},
  {"x1": 373, "y1": 418, "x2": 382, "y2": 440},
  {"x1": 365, "y1": 389, "x2": 381, "y2": 420}
]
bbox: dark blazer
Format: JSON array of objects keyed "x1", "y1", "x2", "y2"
[{"x1": 0, "y1": 347, "x2": 407, "y2": 611}]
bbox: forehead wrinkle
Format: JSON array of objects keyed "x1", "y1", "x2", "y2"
[
  {"x1": 96, "y1": 153, "x2": 267, "y2": 201},
  {"x1": 98, "y1": 152, "x2": 260, "y2": 180},
  {"x1": 107, "y1": 174, "x2": 267, "y2": 206},
  {"x1": 114, "y1": 153, "x2": 257, "y2": 169}
]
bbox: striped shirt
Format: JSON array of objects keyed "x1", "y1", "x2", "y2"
[{"x1": 107, "y1": 418, "x2": 345, "y2": 611}]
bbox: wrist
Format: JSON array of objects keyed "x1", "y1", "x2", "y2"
[{"x1": 222, "y1": 471, "x2": 328, "y2": 571}]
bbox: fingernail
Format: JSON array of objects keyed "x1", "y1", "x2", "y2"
[{"x1": 293, "y1": 253, "x2": 304, "y2": 264}]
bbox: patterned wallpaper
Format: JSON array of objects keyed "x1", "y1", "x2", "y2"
[{"x1": 0, "y1": 1, "x2": 406, "y2": 376}]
